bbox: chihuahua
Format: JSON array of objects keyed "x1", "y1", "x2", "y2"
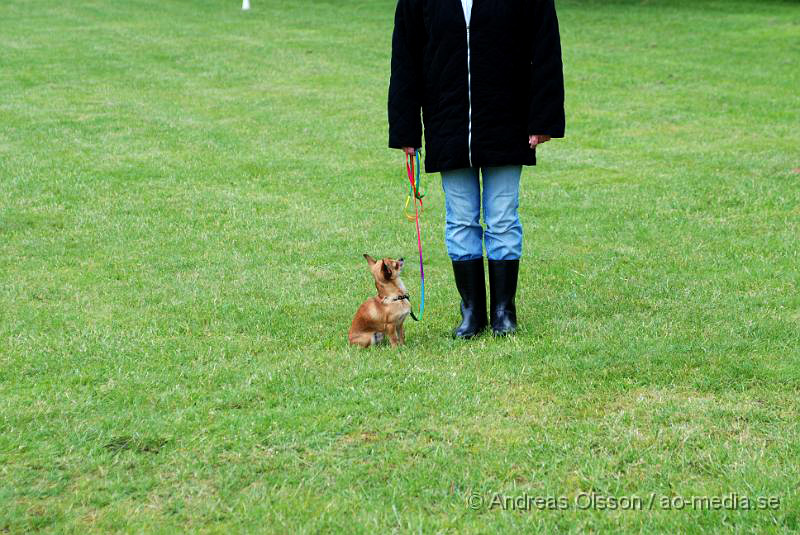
[{"x1": 348, "y1": 254, "x2": 412, "y2": 348}]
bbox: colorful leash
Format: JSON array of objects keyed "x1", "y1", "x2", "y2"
[
  {"x1": 403, "y1": 151, "x2": 424, "y2": 220},
  {"x1": 404, "y1": 150, "x2": 425, "y2": 321}
]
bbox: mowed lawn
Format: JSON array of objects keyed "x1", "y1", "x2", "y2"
[{"x1": 1, "y1": 0, "x2": 799, "y2": 533}]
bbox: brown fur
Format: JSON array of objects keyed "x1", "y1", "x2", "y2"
[{"x1": 348, "y1": 254, "x2": 411, "y2": 348}]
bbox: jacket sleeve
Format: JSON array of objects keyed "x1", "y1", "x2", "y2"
[
  {"x1": 388, "y1": 0, "x2": 425, "y2": 149},
  {"x1": 528, "y1": 0, "x2": 565, "y2": 138}
]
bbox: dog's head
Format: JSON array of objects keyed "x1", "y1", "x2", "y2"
[{"x1": 363, "y1": 254, "x2": 404, "y2": 284}]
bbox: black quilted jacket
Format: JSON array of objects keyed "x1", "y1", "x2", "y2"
[{"x1": 388, "y1": 0, "x2": 565, "y2": 173}]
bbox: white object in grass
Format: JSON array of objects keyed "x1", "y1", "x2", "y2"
[{"x1": 242, "y1": 0, "x2": 250, "y2": 10}]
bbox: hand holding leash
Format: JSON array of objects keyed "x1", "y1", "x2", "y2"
[{"x1": 529, "y1": 134, "x2": 551, "y2": 148}]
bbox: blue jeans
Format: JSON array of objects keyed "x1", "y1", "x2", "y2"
[{"x1": 440, "y1": 165, "x2": 523, "y2": 261}]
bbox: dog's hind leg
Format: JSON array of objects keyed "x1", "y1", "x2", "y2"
[{"x1": 349, "y1": 331, "x2": 374, "y2": 348}]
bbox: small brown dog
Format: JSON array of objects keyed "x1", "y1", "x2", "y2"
[{"x1": 348, "y1": 254, "x2": 411, "y2": 348}]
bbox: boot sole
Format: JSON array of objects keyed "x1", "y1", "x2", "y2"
[{"x1": 453, "y1": 325, "x2": 488, "y2": 339}]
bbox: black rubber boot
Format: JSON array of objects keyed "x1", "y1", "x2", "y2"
[
  {"x1": 488, "y1": 259, "x2": 519, "y2": 335},
  {"x1": 451, "y1": 258, "x2": 488, "y2": 339}
]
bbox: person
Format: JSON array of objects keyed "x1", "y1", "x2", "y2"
[{"x1": 388, "y1": 0, "x2": 565, "y2": 338}]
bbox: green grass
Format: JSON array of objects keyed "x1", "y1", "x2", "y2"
[{"x1": 1, "y1": 0, "x2": 799, "y2": 532}]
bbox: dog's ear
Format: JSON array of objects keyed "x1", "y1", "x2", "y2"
[
  {"x1": 381, "y1": 259, "x2": 393, "y2": 280},
  {"x1": 363, "y1": 254, "x2": 377, "y2": 266}
]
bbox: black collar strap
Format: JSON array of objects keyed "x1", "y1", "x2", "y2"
[{"x1": 383, "y1": 294, "x2": 418, "y2": 321}]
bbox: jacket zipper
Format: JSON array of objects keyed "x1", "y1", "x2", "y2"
[{"x1": 466, "y1": 23, "x2": 473, "y2": 167}]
